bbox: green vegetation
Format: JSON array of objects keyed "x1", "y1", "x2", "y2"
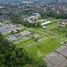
[
  {"x1": 23, "y1": 37, "x2": 62, "y2": 61},
  {"x1": 16, "y1": 39, "x2": 35, "y2": 48},
  {"x1": 0, "y1": 33, "x2": 46, "y2": 67},
  {"x1": 1, "y1": 3, "x2": 67, "y2": 67},
  {"x1": 46, "y1": 23, "x2": 59, "y2": 30},
  {"x1": 10, "y1": 13, "x2": 41, "y2": 28},
  {"x1": 1, "y1": 12, "x2": 67, "y2": 67},
  {"x1": 40, "y1": 11, "x2": 67, "y2": 19},
  {"x1": 15, "y1": 18, "x2": 67, "y2": 63},
  {"x1": 20, "y1": 10, "x2": 37, "y2": 15}
]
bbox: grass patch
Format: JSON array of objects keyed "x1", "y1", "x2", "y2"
[
  {"x1": 16, "y1": 39, "x2": 35, "y2": 48},
  {"x1": 46, "y1": 23, "x2": 59, "y2": 30},
  {"x1": 24, "y1": 37, "x2": 62, "y2": 62}
]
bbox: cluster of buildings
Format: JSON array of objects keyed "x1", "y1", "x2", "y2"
[
  {"x1": 0, "y1": 6, "x2": 9, "y2": 21},
  {"x1": 24, "y1": 13, "x2": 41, "y2": 23},
  {"x1": 0, "y1": 23, "x2": 24, "y2": 35},
  {"x1": 0, "y1": 2, "x2": 67, "y2": 21},
  {"x1": 0, "y1": 15, "x2": 8, "y2": 21},
  {"x1": 0, "y1": 2, "x2": 67, "y2": 16},
  {"x1": 0, "y1": 22, "x2": 40, "y2": 44},
  {"x1": 43, "y1": 4, "x2": 67, "y2": 14},
  {"x1": 59, "y1": 20, "x2": 67, "y2": 27}
]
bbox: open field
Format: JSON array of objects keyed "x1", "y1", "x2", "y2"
[
  {"x1": 46, "y1": 23, "x2": 59, "y2": 30},
  {"x1": 24, "y1": 37, "x2": 62, "y2": 62},
  {"x1": 1, "y1": 19, "x2": 67, "y2": 63},
  {"x1": 15, "y1": 19, "x2": 67, "y2": 62}
]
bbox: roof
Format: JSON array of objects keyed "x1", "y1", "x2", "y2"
[
  {"x1": 20, "y1": 31, "x2": 31, "y2": 36},
  {"x1": 41, "y1": 21, "x2": 51, "y2": 26}
]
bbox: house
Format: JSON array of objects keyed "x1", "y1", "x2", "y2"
[
  {"x1": 33, "y1": 34, "x2": 40, "y2": 38},
  {"x1": 0, "y1": 15, "x2": 8, "y2": 21},
  {"x1": 6, "y1": 35, "x2": 17, "y2": 41},
  {"x1": 20, "y1": 30, "x2": 31, "y2": 37},
  {"x1": 0, "y1": 24, "x2": 24, "y2": 35},
  {"x1": 24, "y1": 13, "x2": 41, "y2": 23},
  {"x1": 59, "y1": 20, "x2": 67, "y2": 27},
  {"x1": 41, "y1": 20, "x2": 51, "y2": 26}
]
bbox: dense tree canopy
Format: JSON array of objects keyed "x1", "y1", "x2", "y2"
[
  {"x1": 39, "y1": 11, "x2": 67, "y2": 19},
  {"x1": 10, "y1": 13, "x2": 41, "y2": 28},
  {"x1": 10, "y1": 13, "x2": 23, "y2": 24},
  {"x1": 0, "y1": 33, "x2": 46, "y2": 67}
]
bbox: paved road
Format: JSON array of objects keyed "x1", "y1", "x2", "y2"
[{"x1": 43, "y1": 45, "x2": 67, "y2": 67}]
